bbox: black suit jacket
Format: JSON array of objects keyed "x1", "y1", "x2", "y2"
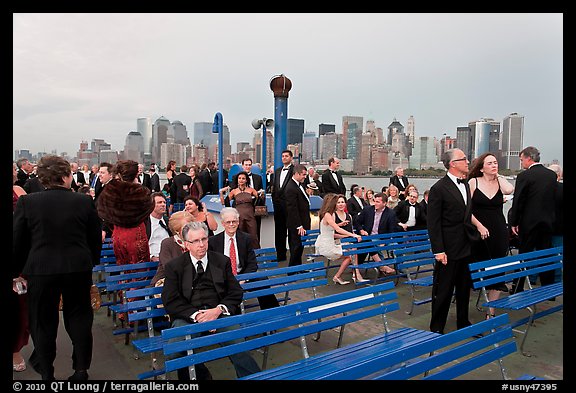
[
  {"x1": 171, "y1": 173, "x2": 191, "y2": 203},
  {"x1": 354, "y1": 205, "x2": 399, "y2": 235},
  {"x1": 208, "y1": 230, "x2": 258, "y2": 274},
  {"x1": 389, "y1": 175, "x2": 410, "y2": 193},
  {"x1": 71, "y1": 171, "x2": 86, "y2": 191},
  {"x1": 23, "y1": 177, "x2": 46, "y2": 194},
  {"x1": 427, "y1": 175, "x2": 473, "y2": 260},
  {"x1": 13, "y1": 188, "x2": 102, "y2": 276},
  {"x1": 150, "y1": 173, "x2": 161, "y2": 192},
  {"x1": 321, "y1": 170, "x2": 346, "y2": 196},
  {"x1": 393, "y1": 199, "x2": 426, "y2": 230},
  {"x1": 144, "y1": 216, "x2": 172, "y2": 239},
  {"x1": 271, "y1": 165, "x2": 293, "y2": 205},
  {"x1": 15, "y1": 169, "x2": 30, "y2": 187},
  {"x1": 161, "y1": 250, "x2": 243, "y2": 322},
  {"x1": 284, "y1": 179, "x2": 311, "y2": 230},
  {"x1": 347, "y1": 195, "x2": 368, "y2": 220},
  {"x1": 230, "y1": 173, "x2": 263, "y2": 191},
  {"x1": 140, "y1": 173, "x2": 152, "y2": 190},
  {"x1": 508, "y1": 163, "x2": 557, "y2": 234}
]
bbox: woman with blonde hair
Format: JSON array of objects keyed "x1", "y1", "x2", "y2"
[
  {"x1": 386, "y1": 184, "x2": 401, "y2": 209},
  {"x1": 315, "y1": 193, "x2": 362, "y2": 285},
  {"x1": 151, "y1": 210, "x2": 195, "y2": 286}
]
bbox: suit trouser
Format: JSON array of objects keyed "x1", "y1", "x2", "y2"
[
  {"x1": 429, "y1": 255, "x2": 472, "y2": 334},
  {"x1": 169, "y1": 318, "x2": 261, "y2": 380},
  {"x1": 513, "y1": 226, "x2": 554, "y2": 293},
  {"x1": 273, "y1": 202, "x2": 288, "y2": 260},
  {"x1": 287, "y1": 228, "x2": 304, "y2": 267},
  {"x1": 27, "y1": 271, "x2": 94, "y2": 379}
]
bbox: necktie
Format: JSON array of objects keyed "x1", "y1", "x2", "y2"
[
  {"x1": 196, "y1": 260, "x2": 204, "y2": 276},
  {"x1": 91, "y1": 175, "x2": 97, "y2": 188},
  {"x1": 229, "y1": 238, "x2": 237, "y2": 276},
  {"x1": 159, "y1": 219, "x2": 168, "y2": 231}
]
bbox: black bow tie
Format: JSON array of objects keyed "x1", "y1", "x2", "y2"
[
  {"x1": 457, "y1": 178, "x2": 467, "y2": 184},
  {"x1": 282, "y1": 168, "x2": 289, "y2": 171},
  {"x1": 331, "y1": 171, "x2": 337, "y2": 174}
]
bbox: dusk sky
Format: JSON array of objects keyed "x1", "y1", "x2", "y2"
[{"x1": 13, "y1": 13, "x2": 563, "y2": 165}]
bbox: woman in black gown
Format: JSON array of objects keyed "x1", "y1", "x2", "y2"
[{"x1": 468, "y1": 153, "x2": 515, "y2": 318}]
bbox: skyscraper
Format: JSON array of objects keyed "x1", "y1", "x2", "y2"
[
  {"x1": 287, "y1": 118, "x2": 305, "y2": 145},
  {"x1": 137, "y1": 117, "x2": 153, "y2": 156},
  {"x1": 342, "y1": 115, "x2": 363, "y2": 160},
  {"x1": 501, "y1": 113, "x2": 524, "y2": 170}
]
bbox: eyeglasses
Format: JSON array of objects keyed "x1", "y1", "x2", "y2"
[
  {"x1": 184, "y1": 237, "x2": 209, "y2": 246},
  {"x1": 451, "y1": 157, "x2": 468, "y2": 162},
  {"x1": 223, "y1": 220, "x2": 239, "y2": 225}
]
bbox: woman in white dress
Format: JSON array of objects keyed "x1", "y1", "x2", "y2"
[{"x1": 315, "y1": 193, "x2": 362, "y2": 285}]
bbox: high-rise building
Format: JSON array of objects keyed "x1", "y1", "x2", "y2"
[
  {"x1": 319, "y1": 123, "x2": 335, "y2": 136},
  {"x1": 318, "y1": 132, "x2": 341, "y2": 162},
  {"x1": 287, "y1": 118, "x2": 305, "y2": 145},
  {"x1": 466, "y1": 118, "x2": 499, "y2": 161},
  {"x1": 123, "y1": 131, "x2": 144, "y2": 162},
  {"x1": 172, "y1": 120, "x2": 189, "y2": 145},
  {"x1": 152, "y1": 116, "x2": 171, "y2": 164},
  {"x1": 194, "y1": 122, "x2": 214, "y2": 147},
  {"x1": 137, "y1": 117, "x2": 153, "y2": 156},
  {"x1": 301, "y1": 131, "x2": 317, "y2": 163},
  {"x1": 406, "y1": 115, "x2": 415, "y2": 147},
  {"x1": 409, "y1": 136, "x2": 438, "y2": 169},
  {"x1": 456, "y1": 126, "x2": 473, "y2": 159},
  {"x1": 501, "y1": 113, "x2": 524, "y2": 170},
  {"x1": 342, "y1": 116, "x2": 363, "y2": 160}
]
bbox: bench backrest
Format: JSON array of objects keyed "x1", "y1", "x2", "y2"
[
  {"x1": 235, "y1": 261, "x2": 328, "y2": 311},
  {"x1": 469, "y1": 247, "x2": 563, "y2": 290},
  {"x1": 254, "y1": 247, "x2": 279, "y2": 269},
  {"x1": 161, "y1": 281, "x2": 398, "y2": 374},
  {"x1": 342, "y1": 230, "x2": 429, "y2": 256},
  {"x1": 317, "y1": 314, "x2": 516, "y2": 380}
]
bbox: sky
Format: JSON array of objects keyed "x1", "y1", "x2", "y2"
[{"x1": 13, "y1": 13, "x2": 563, "y2": 165}]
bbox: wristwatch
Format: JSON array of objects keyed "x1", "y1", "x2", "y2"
[{"x1": 217, "y1": 304, "x2": 227, "y2": 314}]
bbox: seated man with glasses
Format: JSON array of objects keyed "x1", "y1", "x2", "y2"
[
  {"x1": 394, "y1": 189, "x2": 427, "y2": 231},
  {"x1": 161, "y1": 221, "x2": 261, "y2": 380},
  {"x1": 209, "y1": 207, "x2": 280, "y2": 310}
]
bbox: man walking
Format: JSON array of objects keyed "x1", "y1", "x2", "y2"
[{"x1": 284, "y1": 164, "x2": 311, "y2": 267}]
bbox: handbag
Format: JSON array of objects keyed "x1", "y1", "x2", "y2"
[
  {"x1": 59, "y1": 284, "x2": 101, "y2": 311},
  {"x1": 254, "y1": 205, "x2": 268, "y2": 217}
]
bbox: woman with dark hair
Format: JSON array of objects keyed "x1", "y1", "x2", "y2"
[
  {"x1": 219, "y1": 171, "x2": 260, "y2": 249},
  {"x1": 468, "y1": 152, "x2": 515, "y2": 319},
  {"x1": 96, "y1": 160, "x2": 155, "y2": 267},
  {"x1": 166, "y1": 160, "x2": 177, "y2": 214},
  {"x1": 314, "y1": 193, "x2": 362, "y2": 285},
  {"x1": 188, "y1": 165, "x2": 203, "y2": 200},
  {"x1": 13, "y1": 155, "x2": 102, "y2": 380},
  {"x1": 183, "y1": 195, "x2": 218, "y2": 237}
]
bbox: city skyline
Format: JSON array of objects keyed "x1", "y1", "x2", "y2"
[{"x1": 13, "y1": 13, "x2": 563, "y2": 165}]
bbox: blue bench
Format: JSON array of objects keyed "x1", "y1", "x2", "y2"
[
  {"x1": 254, "y1": 247, "x2": 280, "y2": 269},
  {"x1": 469, "y1": 247, "x2": 563, "y2": 356},
  {"x1": 161, "y1": 282, "x2": 402, "y2": 380},
  {"x1": 241, "y1": 313, "x2": 517, "y2": 380},
  {"x1": 235, "y1": 261, "x2": 327, "y2": 314}
]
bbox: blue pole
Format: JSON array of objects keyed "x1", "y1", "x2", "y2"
[
  {"x1": 274, "y1": 97, "x2": 288, "y2": 170},
  {"x1": 262, "y1": 122, "x2": 267, "y2": 191},
  {"x1": 212, "y1": 112, "x2": 223, "y2": 190}
]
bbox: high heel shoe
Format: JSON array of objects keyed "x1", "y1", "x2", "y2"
[
  {"x1": 485, "y1": 313, "x2": 496, "y2": 320},
  {"x1": 13, "y1": 360, "x2": 26, "y2": 372},
  {"x1": 352, "y1": 276, "x2": 370, "y2": 283},
  {"x1": 332, "y1": 276, "x2": 350, "y2": 285}
]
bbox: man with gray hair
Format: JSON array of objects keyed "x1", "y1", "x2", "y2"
[
  {"x1": 209, "y1": 207, "x2": 279, "y2": 309},
  {"x1": 161, "y1": 221, "x2": 261, "y2": 380}
]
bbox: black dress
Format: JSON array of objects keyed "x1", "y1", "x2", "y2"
[{"x1": 470, "y1": 180, "x2": 509, "y2": 289}]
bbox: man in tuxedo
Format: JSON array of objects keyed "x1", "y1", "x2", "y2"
[
  {"x1": 321, "y1": 157, "x2": 347, "y2": 196},
  {"x1": 145, "y1": 192, "x2": 171, "y2": 261},
  {"x1": 198, "y1": 163, "x2": 212, "y2": 196},
  {"x1": 94, "y1": 162, "x2": 114, "y2": 239},
  {"x1": 15, "y1": 158, "x2": 35, "y2": 187},
  {"x1": 389, "y1": 166, "x2": 410, "y2": 200},
  {"x1": 271, "y1": 150, "x2": 294, "y2": 262},
  {"x1": 353, "y1": 193, "x2": 399, "y2": 275},
  {"x1": 171, "y1": 165, "x2": 192, "y2": 204},
  {"x1": 509, "y1": 146, "x2": 558, "y2": 292},
  {"x1": 230, "y1": 158, "x2": 264, "y2": 241},
  {"x1": 303, "y1": 166, "x2": 316, "y2": 188},
  {"x1": 207, "y1": 162, "x2": 219, "y2": 194},
  {"x1": 284, "y1": 164, "x2": 311, "y2": 267},
  {"x1": 394, "y1": 189, "x2": 427, "y2": 231},
  {"x1": 137, "y1": 164, "x2": 152, "y2": 190},
  {"x1": 70, "y1": 162, "x2": 86, "y2": 191},
  {"x1": 265, "y1": 165, "x2": 274, "y2": 194},
  {"x1": 149, "y1": 163, "x2": 161, "y2": 192},
  {"x1": 427, "y1": 148, "x2": 474, "y2": 334},
  {"x1": 208, "y1": 207, "x2": 279, "y2": 309},
  {"x1": 347, "y1": 185, "x2": 368, "y2": 221},
  {"x1": 161, "y1": 221, "x2": 261, "y2": 380}
]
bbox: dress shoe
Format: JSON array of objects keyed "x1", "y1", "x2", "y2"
[
  {"x1": 352, "y1": 277, "x2": 370, "y2": 283},
  {"x1": 332, "y1": 276, "x2": 350, "y2": 285},
  {"x1": 13, "y1": 360, "x2": 26, "y2": 372},
  {"x1": 68, "y1": 370, "x2": 89, "y2": 380}
]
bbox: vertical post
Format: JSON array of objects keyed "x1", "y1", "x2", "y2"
[
  {"x1": 270, "y1": 75, "x2": 292, "y2": 170},
  {"x1": 212, "y1": 112, "x2": 224, "y2": 190},
  {"x1": 262, "y1": 122, "x2": 267, "y2": 191}
]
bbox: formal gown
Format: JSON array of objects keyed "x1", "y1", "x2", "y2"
[
  {"x1": 471, "y1": 184, "x2": 509, "y2": 290},
  {"x1": 232, "y1": 191, "x2": 260, "y2": 249},
  {"x1": 314, "y1": 218, "x2": 343, "y2": 261}
]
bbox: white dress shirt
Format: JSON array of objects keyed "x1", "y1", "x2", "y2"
[
  {"x1": 149, "y1": 216, "x2": 170, "y2": 257},
  {"x1": 448, "y1": 172, "x2": 467, "y2": 204}
]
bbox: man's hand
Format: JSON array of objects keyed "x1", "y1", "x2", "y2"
[
  {"x1": 194, "y1": 307, "x2": 221, "y2": 324},
  {"x1": 298, "y1": 227, "x2": 306, "y2": 236},
  {"x1": 360, "y1": 230, "x2": 369, "y2": 236},
  {"x1": 511, "y1": 226, "x2": 519, "y2": 236},
  {"x1": 435, "y1": 252, "x2": 448, "y2": 265}
]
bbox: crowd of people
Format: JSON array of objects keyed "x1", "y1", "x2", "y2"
[{"x1": 11, "y1": 145, "x2": 563, "y2": 380}]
